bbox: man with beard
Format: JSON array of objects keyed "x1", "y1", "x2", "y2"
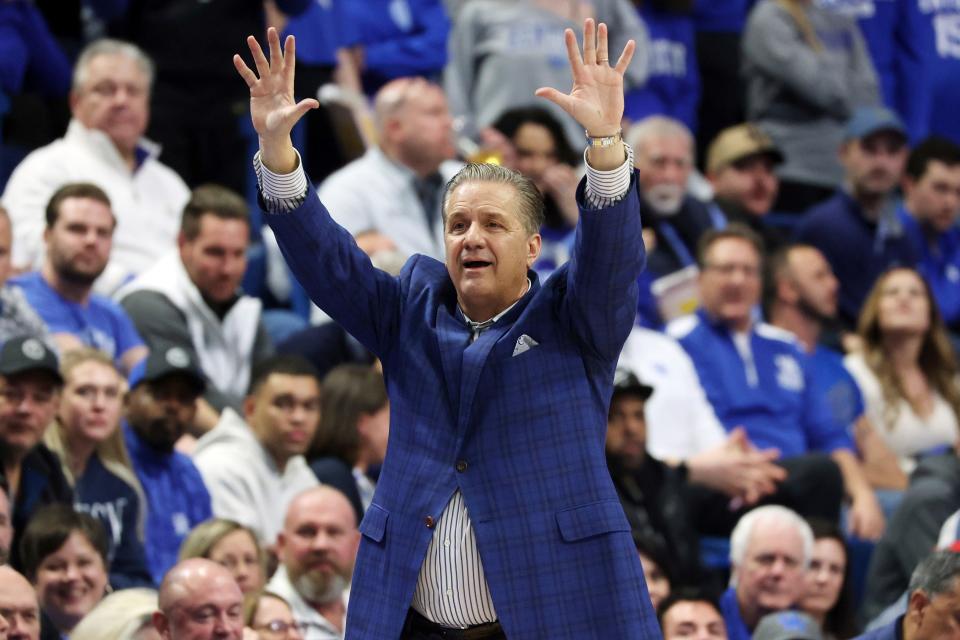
[
  {"x1": 268, "y1": 486, "x2": 360, "y2": 639},
  {"x1": 796, "y1": 107, "x2": 914, "y2": 329},
  {"x1": 668, "y1": 226, "x2": 883, "y2": 540},
  {"x1": 10, "y1": 184, "x2": 147, "y2": 373},
  {"x1": 626, "y1": 115, "x2": 723, "y2": 326},
  {"x1": 154, "y1": 558, "x2": 245, "y2": 640},
  {"x1": 0, "y1": 337, "x2": 71, "y2": 570},
  {"x1": 123, "y1": 346, "x2": 212, "y2": 584}
]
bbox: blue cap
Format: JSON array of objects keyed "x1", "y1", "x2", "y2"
[{"x1": 844, "y1": 106, "x2": 907, "y2": 142}]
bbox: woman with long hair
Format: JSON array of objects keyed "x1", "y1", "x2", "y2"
[
  {"x1": 845, "y1": 268, "x2": 960, "y2": 485},
  {"x1": 44, "y1": 348, "x2": 152, "y2": 588},
  {"x1": 799, "y1": 519, "x2": 858, "y2": 639},
  {"x1": 179, "y1": 518, "x2": 266, "y2": 597}
]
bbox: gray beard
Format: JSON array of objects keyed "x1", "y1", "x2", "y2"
[
  {"x1": 643, "y1": 184, "x2": 684, "y2": 216},
  {"x1": 294, "y1": 570, "x2": 348, "y2": 605}
]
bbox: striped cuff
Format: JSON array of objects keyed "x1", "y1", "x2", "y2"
[
  {"x1": 583, "y1": 143, "x2": 634, "y2": 210},
  {"x1": 253, "y1": 150, "x2": 309, "y2": 213}
]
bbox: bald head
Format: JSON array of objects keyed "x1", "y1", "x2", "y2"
[
  {"x1": 0, "y1": 566, "x2": 40, "y2": 640},
  {"x1": 372, "y1": 77, "x2": 455, "y2": 176},
  {"x1": 285, "y1": 485, "x2": 357, "y2": 530},
  {"x1": 155, "y1": 559, "x2": 243, "y2": 640}
]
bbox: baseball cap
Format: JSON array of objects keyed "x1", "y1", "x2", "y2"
[
  {"x1": 752, "y1": 612, "x2": 823, "y2": 640},
  {"x1": 612, "y1": 368, "x2": 654, "y2": 401},
  {"x1": 844, "y1": 106, "x2": 907, "y2": 142},
  {"x1": 128, "y1": 346, "x2": 206, "y2": 394},
  {"x1": 0, "y1": 337, "x2": 62, "y2": 384},
  {"x1": 706, "y1": 123, "x2": 784, "y2": 175}
]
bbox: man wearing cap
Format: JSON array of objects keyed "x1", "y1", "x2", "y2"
[
  {"x1": 795, "y1": 106, "x2": 914, "y2": 328},
  {"x1": 0, "y1": 337, "x2": 72, "y2": 571},
  {"x1": 123, "y1": 345, "x2": 213, "y2": 584},
  {"x1": 706, "y1": 124, "x2": 786, "y2": 252},
  {"x1": 857, "y1": 549, "x2": 960, "y2": 640}
]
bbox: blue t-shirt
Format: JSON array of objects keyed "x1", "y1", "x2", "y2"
[
  {"x1": 898, "y1": 205, "x2": 960, "y2": 328},
  {"x1": 74, "y1": 454, "x2": 153, "y2": 589},
  {"x1": 923, "y1": 1, "x2": 960, "y2": 144},
  {"x1": 669, "y1": 310, "x2": 855, "y2": 457},
  {"x1": 123, "y1": 424, "x2": 212, "y2": 585},
  {"x1": 810, "y1": 344, "x2": 865, "y2": 435},
  {"x1": 11, "y1": 272, "x2": 144, "y2": 362}
]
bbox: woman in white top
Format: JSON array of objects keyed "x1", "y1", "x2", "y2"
[{"x1": 845, "y1": 268, "x2": 960, "y2": 478}]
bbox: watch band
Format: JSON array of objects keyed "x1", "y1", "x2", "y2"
[{"x1": 586, "y1": 129, "x2": 623, "y2": 148}]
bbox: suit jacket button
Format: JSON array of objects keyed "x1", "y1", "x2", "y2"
[
  {"x1": 456, "y1": 460, "x2": 468, "y2": 473},
  {"x1": 425, "y1": 516, "x2": 435, "y2": 528}
]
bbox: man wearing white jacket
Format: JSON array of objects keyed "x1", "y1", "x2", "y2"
[{"x1": 193, "y1": 355, "x2": 321, "y2": 545}]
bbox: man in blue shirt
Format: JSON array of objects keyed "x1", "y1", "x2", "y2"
[
  {"x1": 669, "y1": 225, "x2": 883, "y2": 540},
  {"x1": 11, "y1": 183, "x2": 147, "y2": 373},
  {"x1": 897, "y1": 137, "x2": 960, "y2": 333},
  {"x1": 123, "y1": 345, "x2": 211, "y2": 585},
  {"x1": 795, "y1": 107, "x2": 914, "y2": 329}
]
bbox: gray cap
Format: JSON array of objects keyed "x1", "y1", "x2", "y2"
[{"x1": 752, "y1": 611, "x2": 822, "y2": 640}]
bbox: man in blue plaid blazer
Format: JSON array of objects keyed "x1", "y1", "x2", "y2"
[{"x1": 236, "y1": 21, "x2": 660, "y2": 640}]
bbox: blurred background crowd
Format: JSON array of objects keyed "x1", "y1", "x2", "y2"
[{"x1": 2, "y1": 0, "x2": 960, "y2": 638}]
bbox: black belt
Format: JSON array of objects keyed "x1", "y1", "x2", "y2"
[{"x1": 403, "y1": 608, "x2": 505, "y2": 640}]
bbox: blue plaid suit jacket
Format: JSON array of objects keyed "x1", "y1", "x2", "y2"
[{"x1": 265, "y1": 175, "x2": 660, "y2": 640}]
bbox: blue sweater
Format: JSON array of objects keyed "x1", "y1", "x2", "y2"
[
  {"x1": 625, "y1": 7, "x2": 700, "y2": 132},
  {"x1": 74, "y1": 454, "x2": 153, "y2": 589},
  {"x1": 123, "y1": 424, "x2": 212, "y2": 585}
]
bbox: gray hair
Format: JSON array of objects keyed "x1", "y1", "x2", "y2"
[
  {"x1": 729, "y1": 505, "x2": 815, "y2": 581},
  {"x1": 625, "y1": 115, "x2": 695, "y2": 164},
  {"x1": 73, "y1": 38, "x2": 154, "y2": 92},
  {"x1": 908, "y1": 550, "x2": 960, "y2": 597},
  {"x1": 442, "y1": 163, "x2": 545, "y2": 237}
]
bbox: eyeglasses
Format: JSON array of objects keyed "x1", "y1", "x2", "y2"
[
  {"x1": 702, "y1": 262, "x2": 760, "y2": 278},
  {"x1": 256, "y1": 619, "x2": 305, "y2": 634}
]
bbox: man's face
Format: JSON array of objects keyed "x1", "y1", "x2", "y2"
[
  {"x1": 0, "y1": 486, "x2": 11, "y2": 565},
  {"x1": 908, "y1": 579, "x2": 960, "y2": 640},
  {"x1": 735, "y1": 518, "x2": 806, "y2": 614},
  {"x1": 179, "y1": 215, "x2": 249, "y2": 305},
  {"x1": 661, "y1": 601, "x2": 728, "y2": 640},
  {"x1": 0, "y1": 215, "x2": 13, "y2": 287},
  {"x1": 606, "y1": 393, "x2": 647, "y2": 470},
  {"x1": 0, "y1": 567, "x2": 41, "y2": 640},
  {"x1": 841, "y1": 131, "x2": 908, "y2": 200},
  {"x1": 698, "y1": 238, "x2": 761, "y2": 332},
  {"x1": 70, "y1": 53, "x2": 149, "y2": 156},
  {"x1": 393, "y1": 84, "x2": 456, "y2": 170},
  {"x1": 159, "y1": 573, "x2": 244, "y2": 640},
  {"x1": 245, "y1": 374, "x2": 320, "y2": 466},
  {"x1": 125, "y1": 377, "x2": 199, "y2": 452},
  {"x1": 785, "y1": 247, "x2": 838, "y2": 321},
  {"x1": 636, "y1": 134, "x2": 692, "y2": 215},
  {"x1": 710, "y1": 154, "x2": 779, "y2": 218},
  {"x1": 905, "y1": 160, "x2": 960, "y2": 234},
  {"x1": 444, "y1": 181, "x2": 541, "y2": 320},
  {"x1": 513, "y1": 123, "x2": 559, "y2": 192},
  {"x1": 278, "y1": 490, "x2": 360, "y2": 605},
  {"x1": 0, "y1": 372, "x2": 60, "y2": 459},
  {"x1": 45, "y1": 197, "x2": 115, "y2": 287}
]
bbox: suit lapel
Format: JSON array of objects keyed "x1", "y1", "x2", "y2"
[
  {"x1": 436, "y1": 306, "x2": 467, "y2": 415},
  {"x1": 458, "y1": 320, "x2": 513, "y2": 431}
]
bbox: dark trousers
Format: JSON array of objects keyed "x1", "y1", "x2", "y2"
[
  {"x1": 400, "y1": 609, "x2": 507, "y2": 640},
  {"x1": 687, "y1": 453, "x2": 845, "y2": 537}
]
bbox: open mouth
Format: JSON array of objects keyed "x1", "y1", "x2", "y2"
[{"x1": 463, "y1": 260, "x2": 492, "y2": 270}]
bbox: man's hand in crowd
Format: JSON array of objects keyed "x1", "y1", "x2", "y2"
[{"x1": 686, "y1": 427, "x2": 785, "y2": 505}]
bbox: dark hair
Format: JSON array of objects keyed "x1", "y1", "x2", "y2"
[
  {"x1": 309, "y1": 364, "x2": 388, "y2": 463},
  {"x1": 905, "y1": 136, "x2": 960, "y2": 181},
  {"x1": 19, "y1": 503, "x2": 109, "y2": 581},
  {"x1": 180, "y1": 184, "x2": 249, "y2": 240},
  {"x1": 247, "y1": 355, "x2": 321, "y2": 397},
  {"x1": 656, "y1": 588, "x2": 722, "y2": 627},
  {"x1": 45, "y1": 183, "x2": 113, "y2": 229},
  {"x1": 761, "y1": 242, "x2": 818, "y2": 319},
  {"x1": 491, "y1": 105, "x2": 580, "y2": 167},
  {"x1": 696, "y1": 223, "x2": 765, "y2": 270},
  {"x1": 634, "y1": 532, "x2": 675, "y2": 589},
  {"x1": 0, "y1": 473, "x2": 8, "y2": 499},
  {"x1": 806, "y1": 518, "x2": 858, "y2": 639}
]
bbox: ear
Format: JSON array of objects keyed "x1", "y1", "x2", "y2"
[
  {"x1": 902, "y1": 174, "x2": 917, "y2": 199},
  {"x1": 68, "y1": 90, "x2": 79, "y2": 114},
  {"x1": 907, "y1": 590, "x2": 930, "y2": 628},
  {"x1": 152, "y1": 611, "x2": 171, "y2": 639},
  {"x1": 777, "y1": 276, "x2": 798, "y2": 305},
  {"x1": 526, "y1": 233, "x2": 542, "y2": 268},
  {"x1": 43, "y1": 226, "x2": 52, "y2": 246},
  {"x1": 242, "y1": 394, "x2": 256, "y2": 422}
]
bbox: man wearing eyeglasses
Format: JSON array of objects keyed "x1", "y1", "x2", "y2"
[
  {"x1": 667, "y1": 225, "x2": 883, "y2": 541},
  {"x1": 194, "y1": 356, "x2": 321, "y2": 548},
  {"x1": 0, "y1": 337, "x2": 72, "y2": 571}
]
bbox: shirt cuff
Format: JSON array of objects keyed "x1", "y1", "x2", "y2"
[
  {"x1": 253, "y1": 150, "x2": 309, "y2": 213},
  {"x1": 583, "y1": 143, "x2": 634, "y2": 210}
]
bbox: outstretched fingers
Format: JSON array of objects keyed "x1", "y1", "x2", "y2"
[
  {"x1": 283, "y1": 34, "x2": 297, "y2": 85},
  {"x1": 268, "y1": 27, "x2": 284, "y2": 72},
  {"x1": 614, "y1": 39, "x2": 637, "y2": 75},
  {"x1": 581, "y1": 18, "x2": 596, "y2": 65},
  {"x1": 247, "y1": 34, "x2": 270, "y2": 80},
  {"x1": 233, "y1": 54, "x2": 258, "y2": 88},
  {"x1": 596, "y1": 23, "x2": 609, "y2": 64}
]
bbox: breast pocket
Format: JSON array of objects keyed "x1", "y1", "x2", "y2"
[
  {"x1": 555, "y1": 500, "x2": 630, "y2": 542},
  {"x1": 359, "y1": 503, "x2": 389, "y2": 543}
]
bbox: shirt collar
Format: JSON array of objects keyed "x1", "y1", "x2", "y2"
[{"x1": 460, "y1": 278, "x2": 532, "y2": 330}]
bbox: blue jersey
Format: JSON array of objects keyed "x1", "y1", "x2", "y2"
[
  {"x1": 11, "y1": 272, "x2": 144, "y2": 363},
  {"x1": 625, "y1": 6, "x2": 700, "y2": 132},
  {"x1": 669, "y1": 310, "x2": 855, "y2": 457},
  {"x1": 922, "y1": 0, "x2": 960, "y2": 143},
  {"x1": 284, "y1": 0, "x2": 350, "y2": 67},
  {"x1": 898, "y1": 204, "x2": 960, "y2": 328},
  {"x1": 810, "y1": 344, "x2": 865, "y2": 434},
  {"x1": 124, "y1": 424, "x2": 212, "y2": 585}
]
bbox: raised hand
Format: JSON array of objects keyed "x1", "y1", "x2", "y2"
[
  {"x1": 535, "y1": 19, "x2": 635, "y2": 138},
  {"x1": 234, "y1": 28, "x2": 318, "y2": 173}
]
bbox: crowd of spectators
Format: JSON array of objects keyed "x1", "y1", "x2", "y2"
[{"x1": 2, "y1": 0, "x2": 960, "y2": 638}]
